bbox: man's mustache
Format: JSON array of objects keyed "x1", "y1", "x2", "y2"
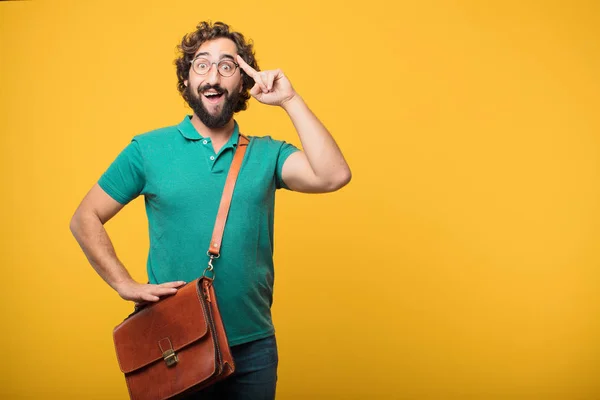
[{"x1": 198, "y1": 84, "x2": 227, "y2": 96}]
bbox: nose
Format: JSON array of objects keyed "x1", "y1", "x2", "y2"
[{"x1": 205, "y1": 63, "x2": 221, "y2": 85}]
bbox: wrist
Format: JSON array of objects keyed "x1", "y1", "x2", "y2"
[
  {"x1": 113, "y1": 277, "x2": 136, "y2": 293},
  {"x1": 281, "y1": 92, "x2": 303, "y2": 112}
]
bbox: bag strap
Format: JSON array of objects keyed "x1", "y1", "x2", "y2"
[{"x1": 204, "y1": 133, "x2": 250, "y2": 278}]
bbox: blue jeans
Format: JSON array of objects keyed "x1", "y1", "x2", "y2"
[{"x1": 185, "y1": 335, "x2": 279, "y2": 400}]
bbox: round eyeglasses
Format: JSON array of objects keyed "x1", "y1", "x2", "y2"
[{"x1": 190, "y1": 57, "x2": 239, "y2": 77}]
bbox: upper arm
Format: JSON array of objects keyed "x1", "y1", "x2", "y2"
[
  {"x1": 96, "y1": 139, "x2": 146, "y2": 204},
  {"x1": 72, "y1": 138, "x2": 146, "y2": 224},
  {"x1": 281, "y1": 151, "x2": 338, "y2": 193},
  {"x1": 74, "y1": 183, "x2": 126, "y2": 224}
]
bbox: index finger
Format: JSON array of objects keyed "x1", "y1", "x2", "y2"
[
  {"x1": 237, "y1": 55, "x2": 258, "y2": 78},
  {"x1": 157, "y1": 281, "x2": 187, "y2": 288}
]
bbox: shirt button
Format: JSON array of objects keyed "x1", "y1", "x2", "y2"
[
  {"x1": 210, "y1": 156, "x2": 215, "y2": 160},
  {"x1": 203, "y1": 140, "x2": 208, "y2": 145}
]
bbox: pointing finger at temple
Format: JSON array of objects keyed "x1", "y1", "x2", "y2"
[{"x1": 236, "y1": 55, "x2": 258, "y2": 78}]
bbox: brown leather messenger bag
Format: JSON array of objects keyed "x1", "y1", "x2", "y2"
[{"x1": 112, "y1": 134, "x2": 250, "y2": 400}]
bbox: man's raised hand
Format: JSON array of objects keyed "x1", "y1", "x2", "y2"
[{"x1": 237, "y1": 55, "x2": 297, "y2": 107}]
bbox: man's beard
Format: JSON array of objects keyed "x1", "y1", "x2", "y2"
[{"x1": 184, "y1": 83, "x2": 241, "y2": 129}]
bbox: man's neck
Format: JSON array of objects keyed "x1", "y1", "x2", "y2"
[{"x1": 190, "y1": 114, "x2": 235, "y2": 143}]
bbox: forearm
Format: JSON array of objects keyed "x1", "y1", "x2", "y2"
[
  {"x1": 70, "y1": 211, "x2": 135, "y2": 291},
  {"x1": 282, "y1": 95, "x2": 351, "y2": 181}
]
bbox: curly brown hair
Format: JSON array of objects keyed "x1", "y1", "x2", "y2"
[{"x1": 174, "y1": 21, "x2": 259, "y2": 113}]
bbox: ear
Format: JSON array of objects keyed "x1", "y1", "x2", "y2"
[{"x1": 184, "y1": 80, "x2": 188, "y2": 87}]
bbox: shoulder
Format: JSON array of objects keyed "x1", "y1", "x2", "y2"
[
  {"x1": 128, "y1": 124, "x2": 185, "y2": 161},
  {"x1": 247, "y1": 134, "x2": 278, "y2": 144},
  {"x1": 247, "y1": 134, "x2": 295, "y2": 151},
  {"x1": 132, "y1": 124, "x2": 181, "y2": 145}
]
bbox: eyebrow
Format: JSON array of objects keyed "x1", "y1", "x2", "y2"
[{"x1": 193, "y1": 52, "x2": 236, "y2": 61}]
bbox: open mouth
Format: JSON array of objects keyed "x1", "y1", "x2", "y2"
[{"x1": 203, "y1": 91, "x2": 225, "y2": 104}]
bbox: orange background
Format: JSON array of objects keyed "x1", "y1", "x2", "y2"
[{"x1": 1, "y1": 0, "x2": 599, "y2": 398}]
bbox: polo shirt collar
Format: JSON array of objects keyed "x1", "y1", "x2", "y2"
[{"x1": 177, "y1": 115, "x2": 240, "y2": 147}]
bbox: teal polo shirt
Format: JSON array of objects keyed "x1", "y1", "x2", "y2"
[{"x1": 98, "y1": 115, "x2": 299, "y2": 346}]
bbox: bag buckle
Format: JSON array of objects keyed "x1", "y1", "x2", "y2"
[
  {"x1": 158, "y1": 338, "x2": 178, "y2": 367},
  {"x1": 162, "y1": 349, "x2": 178, "y2": 367}
]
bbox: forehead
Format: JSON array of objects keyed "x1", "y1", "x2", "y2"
[{"x1": 194, "y1": 38, "x2": 238, "y2": 58}]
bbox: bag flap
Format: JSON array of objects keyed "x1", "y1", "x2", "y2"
[{"x1": 112, "y1": 279, "x2": 209, "y2": 374}]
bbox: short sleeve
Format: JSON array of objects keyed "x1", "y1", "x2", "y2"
[
  {"x1": 275, "y1": 141, "x2": 301, "y2": 190},
  {"x1": 98, "y1": 139, "x2": 146, "y2": 204}
]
